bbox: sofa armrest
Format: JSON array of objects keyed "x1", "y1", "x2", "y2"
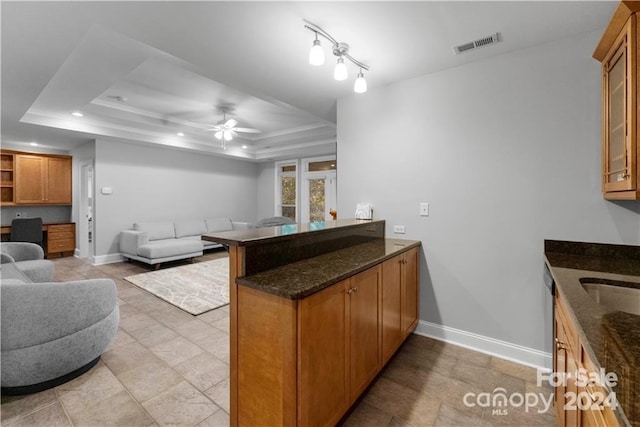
[
  {"x1": 231, "y1": 221, "x2": 254, "y2": 231},
  {"x1": 119, "y1": 230, "x2": 149, "y2": 255},
  {"x1": 0, "y1": 278, "x2": 118, "y2": 350},
  {"x1": 1, "y1": 253, "x2": 15, "y2": 264},
  {"x1": 0, "y1": 242, "x2": 44, "y2": 262}
]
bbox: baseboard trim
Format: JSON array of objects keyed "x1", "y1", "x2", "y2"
[
  {"x1": 92, "y1": 253, "x2": 124, "y2": 265},
  {"x1": 414, "y1": 320, "x2": 552, "y2": 370}
]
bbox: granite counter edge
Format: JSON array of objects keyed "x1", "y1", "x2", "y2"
[{"x1": 236, "y1": 240, "x2": 421, "y2": 300}]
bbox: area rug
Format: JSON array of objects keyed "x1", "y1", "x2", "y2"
[{"x1": 124, "y1": 258, "x2": 229, "y2": 315}]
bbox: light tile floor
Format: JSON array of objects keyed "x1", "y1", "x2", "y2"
[{"x1": 1, "y1": 253, "x2": 557, "y2": 427}]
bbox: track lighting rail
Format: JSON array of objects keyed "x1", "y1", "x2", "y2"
[{"x1": 303, "y1": 20, "x2": 370, "y2": 71}]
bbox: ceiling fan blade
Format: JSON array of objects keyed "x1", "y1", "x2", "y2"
[
  {"x1": 233, "y1": 127, "x2": 261, "y2": 134},
  {"x1": 225, "y1": 118, "x2": 238, "y2": 128},
  {"x1": 214, "y1": 131, "x2": 223, "y2": 140}
]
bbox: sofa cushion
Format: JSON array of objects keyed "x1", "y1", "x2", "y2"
[
  {"x1": 137, "y1": 240, "x2": 202, "y2": 259},
  {"x1": 14, "y1": 260, "x2": 54, "y2": 283},
  {"x1": 175, "y1": 220, "x2": 207, "y2": 238},
  {"x1": 0, "y1": 263, "x2": 31, "y2": 283},
  {"x1": 134, "y1": 222, "x2": 175, "y2": 241},
  {"x1": 206, "y1": 218, "x2": 233, "y2": 233}
]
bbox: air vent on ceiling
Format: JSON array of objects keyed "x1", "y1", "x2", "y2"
[{"x1": 453, "y1": 33, "x2": 501, "y2": 54}]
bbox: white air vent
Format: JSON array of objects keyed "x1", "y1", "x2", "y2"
[{"x1": 454, "y1": 33, "x2": 501, "y2": 54}]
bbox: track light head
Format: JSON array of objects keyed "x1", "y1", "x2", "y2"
[
  {"x1": 309, "y1": 33, "x2": 324, "y2": 66},
  {"x1": 354, "y1": 70, "x2": 367, "y2": 93},
  {"x1": 334, "y1": 57, "x2": 348, "y2": 81}
]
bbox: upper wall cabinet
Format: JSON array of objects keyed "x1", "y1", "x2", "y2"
[
  {"x1": 1, "y1": 150, "x2": 72, "y2": 206},
  {"x1": 594, "y1": 1, "x2": 640, "y2": 200}
]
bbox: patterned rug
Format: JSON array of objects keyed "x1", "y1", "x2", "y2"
[{"x1": 124, "y1": 258, "x2": 229, "y2": 315}]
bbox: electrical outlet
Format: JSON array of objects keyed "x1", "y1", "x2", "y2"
[
  {"x1": 393, "y1": 225, "x2": 406, "y2": 234},
  {"x1": 420, "y1": 203, "x2": 429, "y2": 216},
  {"x1": 15, "y1": 212, "x2": 22, "y2": 218}
]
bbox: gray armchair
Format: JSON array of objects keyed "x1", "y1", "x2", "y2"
[
  {"x1": 1, "y1": 242, "x2": 54, "y2": 282},
  {"x1": 0, "y1": 242, "x2": 119, "y2": 395}
]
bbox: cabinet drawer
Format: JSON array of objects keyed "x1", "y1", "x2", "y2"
[
  {"x1": 48, "y1": 239, "x2": 74, "y2": 252},
  {"x1": 47, "y1": 224, "x2": 74, "y2": 233},
  {"x1": 48, "y1": 231, "x2": 75, "y2": 241}
]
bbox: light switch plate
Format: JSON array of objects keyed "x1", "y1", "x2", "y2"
[{"x1": 420, "y1": 203, "x2": 429, "y2": 216}]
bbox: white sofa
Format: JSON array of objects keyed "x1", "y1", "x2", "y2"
[{"x1": 119, "y1": 218, "x2": 252, "y2": 268}]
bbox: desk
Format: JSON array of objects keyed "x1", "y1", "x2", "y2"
[{"x1": 1, "y1": 222, "x2": 75, "y2": 258}]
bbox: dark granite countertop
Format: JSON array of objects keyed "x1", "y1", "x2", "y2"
[
  {"x1": 544, "y1": 240, "x2": 640, "y2": 427},
  {"x1": 203, "y1": 218, "x2": 384, "y2": 247},
  {"x1": 236, "y1": 238, "x2": 421, "y2": 299}
]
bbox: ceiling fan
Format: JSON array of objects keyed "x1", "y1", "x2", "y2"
[{"x1": 204, "y1": 107, "x2": 261, "y2": 149}]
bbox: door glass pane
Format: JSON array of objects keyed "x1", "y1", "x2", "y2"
[
  {"x1": 308, "y1": 160, "x2": 337, "y2": 172},
  {"x1": 309, "y1": 179, "x2": 326, "y2": 222},
  {"x1": 281, "y1": 176, "x2": 296, "y2": 220},
  {"x1": 607, "y1": 52, "x2": 626, "y2": 182}
]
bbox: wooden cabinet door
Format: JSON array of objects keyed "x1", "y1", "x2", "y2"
[
  {"x1": 401, "y1": 248, "x2": 419, "y2": 337},
  {"x1": 15, "y1": 155, "x2": 46, "y2": 204},
  {"x1": 298, "y1": 279, "x2": 349, "y2": 427},
  {"x1": 602, "y1": 15, "x2": 636, "y2": 193},
  {"x1": 555, "y1": 311, "x2": 570, "y2": 427},
  {"x1": 381, "y1": 255, "x2": 402, "y2": 364},
  {"x1": 46, "y1": 157, "x2": 72, "y2": 204},
  {"x1": 349, "y1": 266, "x2": 381, "y2": 401}
]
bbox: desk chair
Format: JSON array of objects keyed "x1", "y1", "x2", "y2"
[{"x1": 10, "y1": 218, "x2": 44, "y2": 248}]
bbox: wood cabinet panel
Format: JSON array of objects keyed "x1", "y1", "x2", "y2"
[
  {"x1": 15, "y1": 155, "x2": 46, "y2": 203},
  {"x1": 298, "y1": 280, "x2": 349, "y2": 427},
  {"x1": 349, "y1": 265, "x2": 381, "y2": 401},
  {"x1": 402, "y1": 248, "x2": 419, "y2": 337},
  {"x1": 46, "y1": 157, "x2": 72, "y2": 204},
  {"x1": 9, "y1": 151, "x2": 72, "y2": 205},
  {"x1": 381, "y1": 256, "x2": 402, "y2": 364},
  {"x1": 237, "y1": 286, "x2": 297, "y2": 427}
]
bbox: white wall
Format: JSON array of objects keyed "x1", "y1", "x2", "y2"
[
  {"x1": 337, "y1": 30, "x2": 640, "y2": 363},
  {"x1": 94, "y1": 140, "x2": 259, "y2": 258},
  {"x1": 256, "y1": 162, "x2": 276, "y2": 220}
]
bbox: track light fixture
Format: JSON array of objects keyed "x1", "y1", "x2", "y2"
[{"x1": 304, "y1": 20, "x2": 369, "y2": 93}]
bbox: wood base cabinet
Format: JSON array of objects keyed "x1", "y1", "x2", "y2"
[
  {"x1": 381, "y1": 247, "x2": 419, "y2": 364},
  {"x1": 235, "y1": 248, "x2": 419, "y2": 426},
  {"x1": 46, "y1": 223, "x2": 76, "y2": 258},
  {"x1": 554, "y1": 289, "x2": 620, "y2": 427}
]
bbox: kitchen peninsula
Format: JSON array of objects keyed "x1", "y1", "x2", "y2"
[{"x1": 203, "y1": 219, "x2": 421, "y2": 426}]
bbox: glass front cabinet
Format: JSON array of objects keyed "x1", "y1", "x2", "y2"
[{"x1": 594, "y1": 2, "x2": 640, "y2": 200}]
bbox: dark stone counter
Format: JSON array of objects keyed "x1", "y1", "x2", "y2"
[
  {"x1": 236, "y1": 238, "x2": 421, "y2": 300},
  {"x1": 544, "y1": 240, "x2": 640, "y2": 426}
]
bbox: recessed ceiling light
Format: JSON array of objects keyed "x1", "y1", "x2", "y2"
[
  {"x1": 29, "y1": 142, "x2": 38, "y2": 146},
  {"x1": 242, "y1": 145, "x2": 248, "y2": 149},
  {"x1": 71, "y1": 111, "x2": 84, "y2": 117},
  {"x1": 177, "y1": 132, "x2": 184, "y2": 137}
]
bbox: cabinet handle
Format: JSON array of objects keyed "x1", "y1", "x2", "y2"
[
  {"x1": 347, "y1": 288, "x2": 353, "y2": 295},
  {"x1": 555, "y1": 338, "x2": 566, "y2": 351},
  {"x1": 352, "y1": 287, "x2": 358, "y2": 293}
]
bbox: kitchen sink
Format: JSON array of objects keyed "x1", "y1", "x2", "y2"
[{"x1": 580, "y1": 278, "x2": 640, "y2": 316}]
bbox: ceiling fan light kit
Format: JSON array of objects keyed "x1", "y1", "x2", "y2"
[
  {"x1": 304, "y1": 20, "x2": 369, "y2": 93},
  {"x1": 205, "y1": 107, "x2": 260, "y2": 150}
]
